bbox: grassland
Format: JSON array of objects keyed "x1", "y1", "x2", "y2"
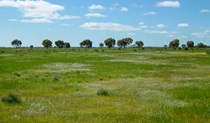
[{"x1": 0, "y1": 48, "x2": 209, "y2": 123}]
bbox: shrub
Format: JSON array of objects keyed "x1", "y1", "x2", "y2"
[
  {"x1": 93, "y1": 49, "x2": 99, "y2": 52},
  {"x1": 97, "y1": 89, "x2": 109, "y2": 96},
  {"x1": 1, "y1": 93, "x2": 22, "y2": 104}
]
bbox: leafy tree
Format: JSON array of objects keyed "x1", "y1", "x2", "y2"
[
  {"x1": 117, "y1": 39, "x2": 127, "y2": 48},
  {"x1": 135, "y1": 41, "x2": 144, "y2": 48},
  {"x1": 64, "y1": 42, "x2": 70, "y2": 48},
  {"x1": 80, "y1": 39, "x2": 92, "y2": 48},
  {"x1": 164, "y1": 45, "x2": 168, "y2": 49},
  {"x1": 187, "y1": 41, "x2": 194, "y2": 48},
  {"x1": 42, "y1": 39, "x2": 52, "y2": 48},
  {"x1": 55, "y1": 40, "x2": 64, "y2": 48},
  {"x1": 11, "y1": 39, "x2": 22, "y2": 48},
  {"x1": 104, "y1": 38, "x2": 115, "y2": 48},
  {"x1": 117, "y1": 38, "x2": 133, "y2": 48},
  {"x1": 123, "y1": 37, "x2": 133, "y2": 46},
  {"x1": 30, "y1": 45, "x2": 33, "y2": 49},
  {"x1": 99, "y1": 43, "x2": 104, "y2": 48},
  {"x1": 196, "y1": 42, "x2": 207, "y2": 48},
  {"x1": 182, "y1": 44, "x2": 186, "y2": 48},
  {"x1": 169, "y1": 39, "x2": 180, "y2": 49}
]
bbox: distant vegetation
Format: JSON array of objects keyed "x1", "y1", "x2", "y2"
[{"x1": 5, "y1": 37, "x2": 210, "y2": 50}]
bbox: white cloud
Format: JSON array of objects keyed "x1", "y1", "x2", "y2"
[
  {"x1": 80, "y1": 22, "x2": 140, "y2": 31},
  {"x1": 179, "y1": 36, "x2": 188, "y2": 39},
  {"x1": 20, "y1": 18, "x2": 53, "y2": 23},
  {"x1": 140, "y1": 25, "x2": 148, "y2": 29},
  {"x1": 132, "y1": 3, "x2": 143, "y2": 8},
  {"x1": 139, "y1": 22, "x2": 144, "y2": 25},
  {"x1": 127, "y1": 32, "x2": 135, "y2": 36},
  {"x1": 120, "y1": 7, "x2": 128, "y2": 12},
  {"x1": 191, "y1": 28, "x2": 210, "y2": 38},
  {"x1": 200, "y1": 9, "x2": 210, "y2": 13},
  {"x1": 191, "y1": 32, "x2": 206, "y2": 38},
  {"x1": 177, "y1": 23, "x2": 189, "y2": 28},
  {"x1": 88, "y1": 4, "x2": 105, "y2": 11},
  {"x1": 60, "y1": 23, "x2": 73, "y2": 26},
  {"x1": 85, "y1": 13, "x2": 106, "y2": 18},
  {"x1": 156, "y1": 24, "x2": 166, "y2": 28},
  {"x1": 0, "y1": 0, "x2": 80, "y2": 23},
  {"x1": 156, "y1": 1, "x2": 180, "y2": 8},
  {"x1": 8, "y1": 19, "x2": 18, "y2": 22},
  {"x1": 145, "y1": 30, "x2": 169, "y2": 34},
  {"x1": 142, "y1": 12, "x2": 156, "y2": 15}
]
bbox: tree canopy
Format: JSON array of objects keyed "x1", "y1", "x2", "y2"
[
  {"x1": 11, "y1": 39, "x2": 22, "y2": 48},
  {"x1": 135, "y1": 41, "x2": 144, "y2": 48},
  {"x1": 169, "y1": 39, "x2": 180, "y2": 49},
  {"x1": 99, "y1": 43, "x2": 104, "y2": 48},
  {"x1": 64, "y1": 42, "x2": 70, "y2": 48},
  {"x1": 104, "y1": 38, "x2": 116, "y2": 48},
  {"x1": 80, "y1": 39, "x2": 92, "y2": 48},
  {"x1": 42, "y1": 39, "x2": 52, "y2": 48},
  {"x1": 196, "y1": 42, "x2": 207, "y2": 48},
  {"x1": 187, "y1": 41, "x2": 194, "y2": 48},
  {"x1": 117, "y1": 38, "x2": 133, "y2": 48},
  {"x1": 55, "y1": 40, "x2": 64, "y2": 48}
]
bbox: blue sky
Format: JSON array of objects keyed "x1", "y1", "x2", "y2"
[{"x1": 0, "y1": 0, "x2": 210, "y2": 47}]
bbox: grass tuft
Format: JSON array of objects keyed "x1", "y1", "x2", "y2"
[
  {"x1": 97, "y1": 89, "x2": 109, "y2": 96},
  {"x1": 1, "y1": 93, "x2": 22, "y2": 104}
]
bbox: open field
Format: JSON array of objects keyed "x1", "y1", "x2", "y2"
[{"x1": 0, "y1": 48, "x2": 209, "y2": 123}]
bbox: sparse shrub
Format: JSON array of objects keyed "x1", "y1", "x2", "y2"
[
  {"x1": 1, "y1": 93, "x2": 22, "y2": 104},
  {"x1": 134, "y1": 49, "x2": 137, "y2": 52},
  {"x1": 93, "y1": 49, "x2": 99, "y2": 52},
  {"x1": 14, "y1": 72, "x2": 21, "y2": 77},
  {"x1": 97, "y1": 89, "x2": 109, "y2": 96}
]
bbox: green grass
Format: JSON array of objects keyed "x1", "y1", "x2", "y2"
[{"x1": 0, "y1": 47, "x2": 209, "y2": 123}]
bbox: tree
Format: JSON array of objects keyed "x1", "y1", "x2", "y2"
[
  {"x1": 104, "y1": 38, "x2": 115, "y2": 48},
  {"x1": 181, "y1": 44, "x2": 186, "y2": 48},
  {"x1": 55, "y1": 40, "x2": 64, "y2": 48},
  {"x1": 117, "y1": 38, "x2": 133, "y2": 48},
  {"x1": 30, "y1": 45, "x2": 33, "y2": 49},
  {"x1": 64, "y1": 42, "x2": 70, "y2": 48},
  {"x1": 117, "y1": 39, "x2": 127, "y2": 48},
  {"x1": 123, "y1": 37, "x2": 133, "y2": 46},
  {"x1": 11, "y1": 39, "x2": 22, "y2": 48},
  {"x1": 196, "y1": 42, "x2": 207, "y2": 48},
  {"x1": 135, "y1": 41, "x2": 144, "y2": 48},
  {"x1": 99, "y1": 43, "x2": 104, "y2": 48},
  {"x1": 42, "y1": 39, "x2": 52, "y2": 48},
  {"x1": 187, "y1": 41, "x2": 194, "y2": 48},
  {"x1": 80, "y1": 39, "x2": 92, "y2": 48},
  {"x1": 169, "y1": 39, "x2": 180, "y2": 49}
]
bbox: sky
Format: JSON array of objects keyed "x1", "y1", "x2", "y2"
[{"x1": 0, "y1": 0, "x2": 210, "y2": 47}]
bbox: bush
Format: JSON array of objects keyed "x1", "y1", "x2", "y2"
[
  {"x1": 1, "y1": 93, "x2": 22, "y2": 104},
  {"x1": 93, "y1": 49, "x2": 99, "y2": 52},
  {"x1": 97, "y1": 89, "x2": 109, "y2": 96}
]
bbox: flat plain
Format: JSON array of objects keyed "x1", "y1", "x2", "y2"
[{"x1": 0, "y1": 48, "x2": 209, "y2": 123}]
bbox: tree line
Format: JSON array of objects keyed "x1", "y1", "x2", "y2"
[
  {"x1": 168, "y1": 39, "x2": 208, "y2": 49},
  {"x1": 10, "y1": 38, "x2": 208, "y2": 49}
]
